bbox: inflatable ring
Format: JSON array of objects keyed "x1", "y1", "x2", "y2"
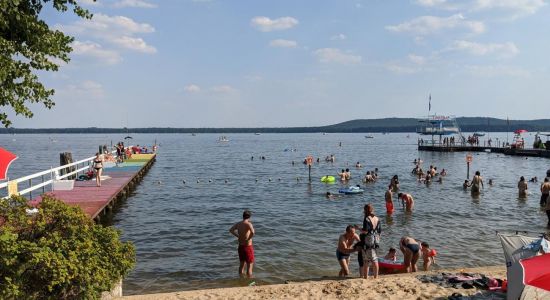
[
  {"x1": 321, "y1": 176, "x2": 336, "y2": 183},
  {"x1": 378, "y1": 258, "x2": 405, "y2": 270}
]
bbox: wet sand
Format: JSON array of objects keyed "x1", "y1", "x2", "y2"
[{"x1": 123, "y1": 265, "x2": 506, "y2": 300}]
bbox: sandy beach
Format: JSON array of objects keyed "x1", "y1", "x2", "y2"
[{"x1": 123, "y1": 266, "x2": 507, "y2": 300}]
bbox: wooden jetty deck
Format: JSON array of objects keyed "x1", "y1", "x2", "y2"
[
  {"x1": 31, "y1": 153, "x2": 156, "y2": 221},
  {"x1": 418, "y1": 145, "x2": 550, "y2": 158}
]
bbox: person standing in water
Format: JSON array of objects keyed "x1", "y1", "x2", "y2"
[
  {"x1": 471, "y1": 171, "x2": 484, "y2": 194},
  {"x1": 398, "y1": 193, "x2": 414, "y2": 212},
  {"x1": 390, "y1": 175, "x2": 400, "y2": 192},
  {"x1": 518, "y1": 176, "x2": 528, "y2": 198},
  {"x1": 229, "y1": 210, "x2": 255, "y2": 278},
  {"x1": 357, "y1": 204, "x2": 381, "y2": 279},
  {"x1": 540, "y1": 178, "x2": 550, "y2": 207},
  {"x1": 336, "y1": 225, "x2": 359, "y2": 277},
  {"x1": 385, "y1": 186, "x2": 394, "y2": 214},
  {"x1": 400, "y1": 236, "x2": 420, "y2": 273}
]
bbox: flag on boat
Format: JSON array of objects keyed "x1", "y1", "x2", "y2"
[{"x1": 0, "y1": 147, "x2": 18, "y2": 181}]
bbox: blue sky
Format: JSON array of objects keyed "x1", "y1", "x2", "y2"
[{"x1": 13, "y1": 0, "x2": 550, "y2": 128}]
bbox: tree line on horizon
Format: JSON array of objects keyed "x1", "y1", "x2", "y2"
[{"x1": 2, "y1": 117, "x2": 550, "y2": 134}]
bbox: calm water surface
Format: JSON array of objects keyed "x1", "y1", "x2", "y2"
[{"x1": 2, "y1": 133, "x2": 549, "y2": 295}]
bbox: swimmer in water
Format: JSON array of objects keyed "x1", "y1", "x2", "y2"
[
  {"x1": 355, "y1": 162, "x2": 362, "y2": 168},
  {"x1": 463, "y1": 180, "x2": 470, "y2": 189},
  {"x1": 518, "y1": 176, "x2": 528, "y2": 198},
  {"x1": 398, "y1": 193, "x2": 414, "y2": 212},
  {"x1": 471, "y1": 171, "x2": 484, "y2": 194},
  {"x1": 385, "y1": 186, "x2": 394, "y2": 214},
  {"x1": 326, "y1": 192, "x2": 339, "y2": 200}
]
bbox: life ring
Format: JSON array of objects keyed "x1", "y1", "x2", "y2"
[{"x1": 321, "y1": 176, "x2": 336, "y2": 183}]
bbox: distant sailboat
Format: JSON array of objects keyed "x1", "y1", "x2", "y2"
[{"x1": 123, "y1": 127, "x2": 132, "y2": 140}]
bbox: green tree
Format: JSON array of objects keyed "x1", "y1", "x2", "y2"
[
  {"x1": 0, "y1": 0, "x2": 92, "y2": 128},
  {"x1": 0, "y1": 195, "x2": 135, "y2": 299}
]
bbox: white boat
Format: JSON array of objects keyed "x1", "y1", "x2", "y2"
[
  {"x1": 417, "y1": 115, "x2": 461, "y2": 136},
  {"x1": 365, "y1": 135, "x2": 374, "y2": 139},
  {"x1": 218, "y1": 136, "x2": 229, "y2": 142},
  {"x1": 473, "y1": 132, "x2": 485, "y2": 137}
]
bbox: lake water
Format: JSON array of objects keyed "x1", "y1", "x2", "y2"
[{"x1": 2, "y1": 133, "x2": 549, "y2": 295}]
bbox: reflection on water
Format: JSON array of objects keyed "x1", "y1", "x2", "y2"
[{"x1": 2, "y1": 133, "x2": 549, "y2": 295}]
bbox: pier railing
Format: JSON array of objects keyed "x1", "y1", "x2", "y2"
[{"x1": 0, "y1": 150, "x2": 116, "y2": 200}]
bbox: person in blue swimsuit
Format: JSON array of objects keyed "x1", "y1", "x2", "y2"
[{"x1": 400, "y1": 236, "x2": 420, "y2": 272}]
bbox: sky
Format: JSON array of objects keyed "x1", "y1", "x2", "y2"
[{"x1": 11, "y1": 0, "x2": 550, "y2": 128}]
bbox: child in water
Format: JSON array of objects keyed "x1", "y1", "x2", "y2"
[
  {"x1": 421, "y1": 242, "x2": 437, "y2": 271},
  {"x1": 384, "y1": 248, "x2": 397, "y2": 261},
  {"x1": 463, "y1": 180, "x2": 470, "y2": 189}
]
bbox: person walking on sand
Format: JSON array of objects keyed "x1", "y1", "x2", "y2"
[
  {"x1": 398, "y1": 193, "x2": 414, "y2": 212},
  {"x1": 518, "y1": 176, "x2": 528, "y2": 198},
  {"x1": 229, "y1": 210, "x2": 255, "y2": 278},
  {"x1": 385, "y1": 186, "x2": 394, "y2": 214},
  {"x1": 356, "y1": 204, "x2": 381, "y2": 279},
  {"x1": 336, "y1": 225, "x2": 359, "y2": 277},
  {"x1": 541, "y1": 178, "x2": 550, "y2": 207},
  {"x1": 400, "y1": 236, "x2": 420, "y2": 273},
  {"x1": 471, "y1": 171, "x2": 484, "y2": 195},
  {"x1": 92, "y1": 152, "x2": 103, "y2": 187}
]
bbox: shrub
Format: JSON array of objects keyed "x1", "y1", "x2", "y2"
[{"x1": 0, "y1": 195, "x2": 135, "y2": 299}]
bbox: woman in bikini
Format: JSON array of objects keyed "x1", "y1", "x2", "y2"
[
  {"x1": 93, "y1": 152, "x2": 103, "y2": 187},
  {"x1": 400, "y1": 236, "x2": 420, "y2": 273}
]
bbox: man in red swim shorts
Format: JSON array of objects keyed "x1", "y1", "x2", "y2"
[{"x1": 229, "y1": 210, "x2": 255, "y2": 277}]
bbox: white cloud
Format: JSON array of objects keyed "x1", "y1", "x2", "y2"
[
  {"x1": 330, "y1": 33, "x2": 347, "y2": 41},
  {"x1": 473, "y1": 0, "x2": 546, "y2": 16},
  {"x1": 313, "y1": 48, "x2": 362, "y2": 65},
  {"x1": 449, "y1": 40, "x2": 519, "y2": 58},
  {"x1": 386, "y1": 14, "x2": 485, "y2": 35},
  {"x1": 386, "y1": 64, "x2": 419, "y2": 74},
  {"x1": 269, "y1": 39, "x2": 297, "y2": 48},
  {"x1": 184, "y1": 84, "x2": 201, "y2": 93},
  {"x1": 79, "y1": 0, "x2": 102, "y2": 6},
  {"x1": 414, "y1": 0, "x2": 459, "y2": 10},
  {"x1": 58, "y1": 80, "x2": 105, "y2": 99},
  {"x1": 465, "y1": 65, "x2": 530, "y2": 77},
  {"x1": 112, "y1": 0, "x2": 157, "y2": 8},
  {"x1": 71, "y1": 41, "x2": 122, "y2": 64},
  {"x1": 58, "y1": 13, "x2": 156, "y2": 62},
  {"x1": 111, "y1": 36, "x2": 157, "y2": 53},
  {"x1": 211, "y1": 85, "x2": 238, "y2": 93},
  {"x1": 408, "y1": 54, "x2": 427, "y2": 64},
  {"x1": 250, "y1": 16, "x2": 299, "y2": 32}
]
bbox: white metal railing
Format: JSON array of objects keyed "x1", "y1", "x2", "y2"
[{"x1": 0, "y1": 149, "x2": 118, "y2": 199}]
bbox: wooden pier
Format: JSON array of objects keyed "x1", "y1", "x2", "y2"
[
  {"x1": 418, "y1": 145, "x2": 550, "y2": 158},
  {"x1": 31, "y1": 153, "x2": 156, "y2": 222}
]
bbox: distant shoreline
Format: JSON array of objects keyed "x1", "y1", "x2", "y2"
[{"x1": 2, "y1": 117, "x2": 550, "y2": 134}]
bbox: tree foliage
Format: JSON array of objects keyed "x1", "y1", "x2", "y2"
[
  {"x1": 0, "y1": 195, "x2": 135, "y2": 299},
  {"x1": 0, "y1": 0, "x2": 92, "y2": 128}
]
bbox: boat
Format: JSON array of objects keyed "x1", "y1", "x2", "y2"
[
  {"x1": 365, "y1": 135, "x2": 374, "y2": 139},
  {"x1": 473, "y1": 132, "x2": 485, "y2": 137},
  {"x1": 218, "y1": 136, "x2": 229, "y2": 142},
  {"x1": 254, "y1": 133, "x2": 261, "y2": 135},
  {"x1": 416, "y1": 115, "x2": 461, "y2": 136},
  {"x1": 191, "y1": 133, "x2": 196, "y2": 136}
]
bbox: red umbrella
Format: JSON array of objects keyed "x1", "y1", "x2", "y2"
[
  {"x1": 0, "y1": 147, "x2": 18, "y2": 181},
  {"x1": 514, "y1": 129, "x2": 528, "y2": 134},
  {"x1": 520, "y1": 253, "x2": 550, "y2": 292}
]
